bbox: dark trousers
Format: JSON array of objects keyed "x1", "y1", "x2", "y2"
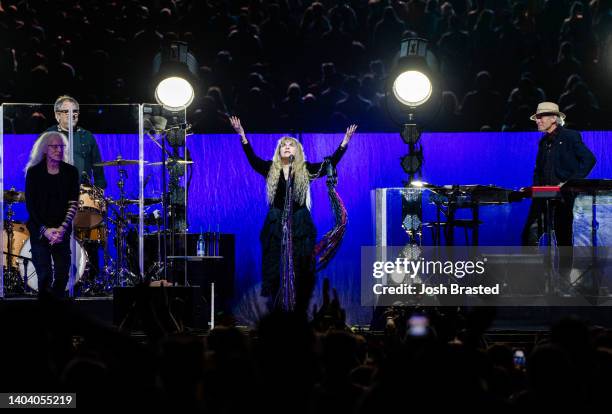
[
  {"x1": 521, "y1": 197, "x2": 575, "y2": 281},
  {"x1": 521, "y1": 198, "x2": 575, "y2": 247},
  {"x1": 30, "y1": 237, "x2": 71, "y2": 297}
]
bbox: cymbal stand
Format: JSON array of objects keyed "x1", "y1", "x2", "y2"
[
  {"x1": 87, "y1": 210, "x2": 114, "y2": 295},
  {"x1": 112, "y1": 166, "x2": 138, "y2": 287},
  {"x1": 3, "y1": 202, "x2": 24, "y2": 294},
  {"x1": 145, "y1": 216, "x2": 165, "y2": 280}
]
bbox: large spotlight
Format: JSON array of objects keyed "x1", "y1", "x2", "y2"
[
  {"x1": 152, "y1": 42, "x2": 198, "y2": 111},
  {"x1": 389, "y1": 37, "x2": 438, "y2": 109},
  {"x1": 393, "y1": 71, "x2": 432, "y2": 107},
  {"x1": 155, "y1": 77, "x2": 195, "y2": 111}
]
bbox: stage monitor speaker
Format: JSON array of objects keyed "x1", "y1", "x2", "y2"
[
  {"x1": 113, "y1": 286, "x2": 209, "y2": 331},
  {"x1": 481, "y1": 254, "x2": 546, "y2": 295},
  {"x1": 171, "y1": 233, "x2": 235, "y2": 312},
  {"x1": 129, "y1": 232, "x2": 235, "y2": 312}
]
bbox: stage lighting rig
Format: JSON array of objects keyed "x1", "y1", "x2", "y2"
[
  {"x1": 386, "y1": 37, "x2": 439, "y2": 245},
  {"x1": 386, "y1": 37, "x2": 439, "y2": 186}
]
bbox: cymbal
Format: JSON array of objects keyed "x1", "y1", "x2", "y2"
[
  {"x1": 94, "y1": 156, "x2": 143, "y2": 167},
  {"x1": 126, "y1": 213, "x2": 160, "y2": 226},
  {"x1": 4, "y1": 189, "x2": 25, "y2": 203},
  {"x1": 146, "y1": 159, "x2": 194, "y2": 167},
  {"x1": 112, "y1": 197, "x2": 162, "y2": 206}
]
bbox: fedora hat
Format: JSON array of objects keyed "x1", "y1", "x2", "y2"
[{"x1": 530, "y1": 102, "x2": 566, "y2": 121}]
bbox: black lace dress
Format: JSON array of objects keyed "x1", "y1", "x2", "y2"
[{"x1": 241, "y1": 142, "x2": 347, "y2": 308}]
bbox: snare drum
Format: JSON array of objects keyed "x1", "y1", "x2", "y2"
[
  {"x1": 74, "y1": 185, "x2": 106, "y2": 228},
  {"x1": 2, "y1": 222, "x2": 30, "y2": 269},
  {"x1": 17, "y1": 238, "x2": 87, "y2": 292}
]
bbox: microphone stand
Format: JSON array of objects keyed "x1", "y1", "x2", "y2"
[{"x1": 145, "y1": 127, "x2": 176, "y2": 285}]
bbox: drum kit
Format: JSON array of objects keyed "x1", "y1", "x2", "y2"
[{"x1": 1, "y1": 156, "x2": 172, "y2": 296}]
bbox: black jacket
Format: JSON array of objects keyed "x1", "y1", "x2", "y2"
[
  {"x1": 533, "y1": 126, "x2": 596, "y2": 185},
  {"x1": 25, "y1": 160, "x2": 79, "y2": 239}
]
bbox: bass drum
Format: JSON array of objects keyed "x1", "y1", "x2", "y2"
[
  {"x1": 17, "y1": 238, "x2": 88, "y2": 292},
  {"x1": 2, "y1": 222, "x2": 29, "y2": 269}
]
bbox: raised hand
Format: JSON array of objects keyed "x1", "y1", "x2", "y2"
[
  {"x1": 341, "y1": 124, "x2": 358, "y2": 147},
  {"x1": 229, "y1": 116, "x2": 247, "y2": 143},
  {"x1": 311, "y1": 278, "x2": 347, "y2": 332}
]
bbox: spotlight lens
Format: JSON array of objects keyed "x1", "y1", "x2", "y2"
[
  {"x1": 155, "y1": 77, "x2": 194, "y2": 110},
  {"x1": 392, "y1": 71, "x2": 432, "y2": 107}
]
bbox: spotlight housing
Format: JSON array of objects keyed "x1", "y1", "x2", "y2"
[
  {"x1": 152, "y1": 42, "x2": 198, "y2": 111},
  {"x1": 389, "y1": 37, "x2": 438, "y2": 110}
]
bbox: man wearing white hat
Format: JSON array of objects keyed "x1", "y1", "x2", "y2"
[{"x1": 522, "y1": 102, "x2": 596, "y2": 285}]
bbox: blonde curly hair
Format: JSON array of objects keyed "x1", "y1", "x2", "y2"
[{"x1": 266, "y1": 137, "x2": 312, "y2": 209}]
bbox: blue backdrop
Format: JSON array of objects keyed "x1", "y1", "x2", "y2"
[{"x1": 3, "y1": 131, "x2": 611, "y2": 324}]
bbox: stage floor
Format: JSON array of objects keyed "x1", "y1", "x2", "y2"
[{"x1": 2, "y1": 295, "x2": 612, "y2": 333}]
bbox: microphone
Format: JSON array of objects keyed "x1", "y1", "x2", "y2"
[{"x1": 286, "y1": 155, "x2": 295, "y2": 187}]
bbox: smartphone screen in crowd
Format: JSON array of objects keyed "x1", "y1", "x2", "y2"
[
  {"x1": 408, "y1": 315, "x2": 429, "y2": 337},
  {"x1": 513, "y1": 349, "x2": 526, "y2": 368}
]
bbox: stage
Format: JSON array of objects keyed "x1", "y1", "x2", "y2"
[{"x1": 2, "y1": 125, "x2": 611, "y2": 325}]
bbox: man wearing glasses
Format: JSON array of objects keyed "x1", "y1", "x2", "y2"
[
  {"x1": 521, "y1": 102, "x2": 596, "y2": 290},
  {"x1": 24, "y1": 131, "x2": 80, "y2": 297},
  {"x1": 45, "y1": 95, "x2": 107, "y2": 189},
  {"x1": 45, "y1": 96, "x2": 107, "y2": 293}
]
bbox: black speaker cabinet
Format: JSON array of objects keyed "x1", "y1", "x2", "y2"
[
  {"x1": 481, "y1": 254, "x2": 547, "y2": 295},
  {"x1": 113, "y1": 286, "x2": 209, "y2": 330},
  {"x1": 126, "y1": 232, "x2": 235, "y2": 312},
  {"x1": 172, "y1": 233, "x2": 234, "y2": 310}
]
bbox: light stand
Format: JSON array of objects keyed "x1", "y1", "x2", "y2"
[{"x1": 400, "y1": 118, "x2": 424, "y2": 246}]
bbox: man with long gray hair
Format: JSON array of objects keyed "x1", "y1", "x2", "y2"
[{"x1": 25, "y1": 131, "x2": 80, "y2": 297}]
